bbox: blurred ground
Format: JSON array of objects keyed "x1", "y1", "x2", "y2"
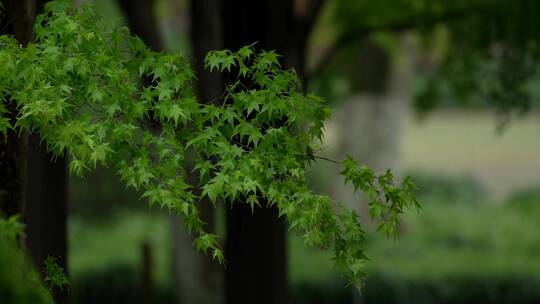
[{"x1": 398, "y1": 110, "x2": 540, "y2": 201}]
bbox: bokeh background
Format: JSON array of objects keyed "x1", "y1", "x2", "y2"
[{"x1": 58, "y1": 0, "x2": 540, "y2": 303}]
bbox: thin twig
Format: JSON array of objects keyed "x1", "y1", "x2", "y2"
[{"x1": 314, "y1": 155, "x2": 340, "y2": 164}]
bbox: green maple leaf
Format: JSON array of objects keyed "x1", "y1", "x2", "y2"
[
  {"x1": 167, "y1": 104, "x2": 188, "y2": 125},
  {"x1": 44, "y1": 256, "x2": 70, "y2": 291},
  {"x1": 105, "y1": 102, "x2": 121, "y2": 116},
  {"x1": 221, "y1": 55, "x2": 236, "y2": 72},
  {"x1": 69, "y1": 159, "x2": 87, "y2": 177},
  {"x1": 205, "y1": 54, "x2": 221, "y2": 72},
  {"x1": 201, "y1": 183, "x2": 219, "y2": 204},
  {"x1": 247, "y1": 194, "x2": 259, "y2": 211},
  {"x1": 242, "y1": 177, "x2": 260, "y2": 195},
  {"x1": 221, "y1": 108, "x2": 238, "y2": 124},
  {"x1": 157, "y1": 86, "x2": 172, "y2": 101},
  {"x1": 193, "y1": 160, "x2": 214, "y2": 182},
  {"x1": 89, "y1": 143, "x2": 113, "y2": 166},
  {"x1": 237, "y1": 44, "x2": 254, "y2": 59},
  {"x1": 0, "y1": 117, "x2": 11, "y2": 140},
  {"x1": 246, "y1": 98, "x2": 262, "y2": 116}
]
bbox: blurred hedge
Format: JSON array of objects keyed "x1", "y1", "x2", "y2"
[
  {"x1": 69, "y1": 264, "x2": 174, "y2": 304},
  {"x1": 67, "y1": 268, "x2": 540, "y2": 304},
  {"x1": 363, "y1": 273, "x2": 540, "y2": 304},
  {"x1": 407, "y1": 171, "x2": 486, "y2": 205}
]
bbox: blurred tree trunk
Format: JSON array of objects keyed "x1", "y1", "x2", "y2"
[
  {"x1": 169, "y1": 164, "x2": 223, "y2": 304},
  {"x1": 116, "y1": 1, "x2": 225, "y2": 303},
  {"x1": 168, "y1": 1, "x2": 224, "y2": 304},
  {"x1": 331, "y1": 36, "x2": 415, "y2": 215},
  {"x1": 1, "y1": 2, "x2": 69, "y2": 304},
  {"x1": 116, "y1": 0, "x2": 163, "y2": 51},
  {"x1": 328, "y1": 36, "x2": 417, "y2": 302},
  {"x1": 115, "y1": 1, "x2": 164, "y2": 303}
]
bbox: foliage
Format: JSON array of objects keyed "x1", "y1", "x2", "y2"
[
  {"x1": 505, "y1": 185, "x2": 540, "y2": 213},
  {"x1": 330, "y1": 0, "x2": 540, "y2": 118},
  {"x1": 0, "y1": 214, "x2": 25, "y2": 241},
  {"x1": 362, "y1": 193, "x2": 540, "y2": 304},
  {"x1": 0, "y1": 215, "x2": 69, "y2": 299},
  {"x1": 288, "y1": 179, "x2": 540, "y2": 303},
  {"x1": 0, "y1": 217, "x2": 54, "y2": 304},
  {"x1": 0, "y1": 1, "x2": 418, "y2": 285},
  {"x1": 44, "y1": 256, "x2": 70, "y2": 291}
]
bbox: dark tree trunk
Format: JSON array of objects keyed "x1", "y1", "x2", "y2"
[
  {"x1": 114, "y1": 1, "x2": 166, "y2": 303},
  {"x1": 1, "y1": 2, "x2": 69, "y2": 304},
  {"x1": 25, "y1": 136, "x2": 68, "y2": 304},
  {"x1": 225, "y1": 204, "x2": 288, "y2": 304},
  {"x1": 221, "y1": 0, "x2": 294, "y2": 59},
  {"x1": 0, "y1": 0, "x2": 34, "y2": 219},
  {"x1": 191, "y1": 0, "x2": 222, "y2": 103},
  {"x1": 0, "y1": 124, "x2": 26, "y2": 219},
  {"x1": 220, "y1": 1, "x2": 295, "y2": 304},
  {"x1": 24, "y1": 0, "x2": 69, "y2": 299},
  {"x1": 116, "y1": 0, "x2": 163, "y2": 51}
]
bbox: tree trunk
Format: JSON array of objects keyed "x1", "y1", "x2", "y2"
[
  {"x1": 220, "y1": 1, "x2": 295, "y2": 303},
  {"x1": 327, "y1": 36, "x2": 416, "y2": 303},
  {"x1": 0, "y1": 0, "x2": 34, "y2": 219},
  {"x1": 0, "y1": 126, "x2": 26, "y2": 219},
  {"x1": 116, "y1": 0, "x2": 163, "y2": 51},
  {"x1": 25, "y1": 136, "x2": 68, "y2": 304},
  {"x1": 168, "y1": 1, "x2": 224, "y2": 304},
  {"x1": 190, "y1": 0, "x2": 222, "y2": 104},
  {"x1": 225, "y1": 204, "x2": 288, "y2": 304},
  {"x1": 330, "y1": 36, "x2": 415, "y2": 219},
  {"x1": 1, "y1": 2, "x2": 69, "y2": 304}
]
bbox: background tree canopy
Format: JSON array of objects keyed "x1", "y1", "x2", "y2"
[{"x1": 317, "y1": 0, "x2": 540, "y2": 117}]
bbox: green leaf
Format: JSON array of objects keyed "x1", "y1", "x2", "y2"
[
  {"x1": 201, "y1": 183, "x2": 219, "y2": 204},
  {"x1": 237, "y1": 44, "x2": 254, "y2": 59},
  {"x1": 193, "y1": 160, "x2": 214, "y2": 182},
  {"x1": 0, "y1": 215, "x2": 25, "y2": 241},
  {"x1": 69, "y1": 159, "x2": 87, "y2": 177},
  {"x1": 0, "y1": 117, "x2": 11, "y2": 140},
  {"x1": 44, "y1": 256, "x2": 70, "y2": 291},
  {"x1": 89, "y1": 143, "x2": 113, "y2": 167},
  {"x1": 247, "y1": 194, "x2": 259, "y2": 211}
]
